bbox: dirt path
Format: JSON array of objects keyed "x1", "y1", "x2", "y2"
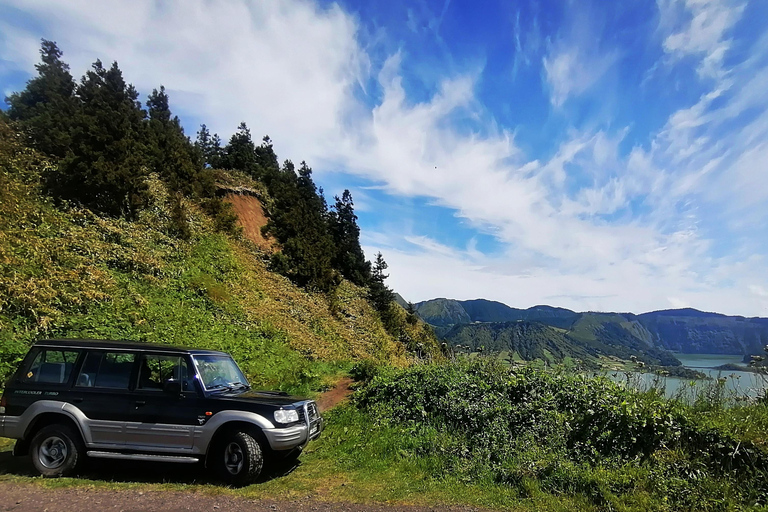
[
  {"x1": 0, "y1": 482, "x2": 486, "y2": 512},
  {"x1": 316, "y1": 377, "x2": 354, "y2": 412}
]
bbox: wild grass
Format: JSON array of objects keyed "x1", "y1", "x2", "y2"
[
  {"x1": 353, "y1": 358, "x2": 768, "y2": 510},
  {"x1": 0, "y1": 119, "x2": 406, "y2": 395}
]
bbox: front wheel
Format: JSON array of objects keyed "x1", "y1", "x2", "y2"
[
  {"x1": 214, "y1": 431, "x2": 264, "y2": 486},
  {"x1": 29, "y1": 424, "x2": 84, "y2": 477}
]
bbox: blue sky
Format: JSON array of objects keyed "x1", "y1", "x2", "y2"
[{"x1": 2, "y1": 0, "x2": 768, "y2": 316}]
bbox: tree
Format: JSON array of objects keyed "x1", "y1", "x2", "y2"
[
  {"x1": 369, "y1": 252, "x2": 395, "y2": 311},
  {"x1": 195, "y1": 124, "x2": 223, "y2": 169},
  {"x1": 53, "y1": 59, "x2": 149, "y2": 216},
  {"x1": 255, "y1": 135, "x2": 281, "y2": 188},
  {"x1": 5, "y1": 40, "x2": 78, "y2": 158},
  {"x1": 222, "y1": 122, "x2": 258, "y2": 177},
  {"x1": 329, "y1": 189, "x2": 370, "y2": 286},
  {"x1": 145, "y1": 86, "x2": 210, "y2": 197},
  {"x1": 263, "y1": 161, "x2": 338, "y2": 291}
]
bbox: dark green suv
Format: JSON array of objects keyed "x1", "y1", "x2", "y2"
[{"x1": 0, "y1": 339, "x2": 323, "y2": 485}]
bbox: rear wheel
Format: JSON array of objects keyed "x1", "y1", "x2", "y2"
[
  {"x1": 214, "y1": 431, "x2": 264, "y2": 486},
  {"x1": 29, "y1": 424, "x2": 84, "y2": 477}
]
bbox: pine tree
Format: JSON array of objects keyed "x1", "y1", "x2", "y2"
[
  {"x1": 255, "y1": 135, "x2": 280, "y2": 187},
  {"x1": 53, "y1": 60, "x2": 149, "y2": 216},
  {"x1": 368, "y1": 252, "x2": 397, "y2": 333},
  {"x1": 369, "y1": 252, "x2": 395, "y2": 309},
  {"x1": 329, "y1": 189, "x2": 371, "y2": 286},
  {"x1": 222, "y1": 122, "x2": 258, "y2": 177},
  {"x1": 145, "y1": 86, "x2": 209, "y2": 197},
  {"x1": 195, "y1": 124, "x2": 223, "y2": 169},
  {"x1": 263, "y1": 161, "x2": 338, "y2": 291},
  {"x1": 5, "y1": 40, "x2": 78, "y2": 157}
]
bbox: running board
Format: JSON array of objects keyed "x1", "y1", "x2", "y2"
[{"x1": 87, "y1": 451, "x2": 200, "y2": 464}]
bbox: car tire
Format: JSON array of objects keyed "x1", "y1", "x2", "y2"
[
  {"x1": 214, "y1": 430, "x2": 264, "y2": 486},
  {"x1": 29, "y1": 424, "x2": 84, "y2": 477}
]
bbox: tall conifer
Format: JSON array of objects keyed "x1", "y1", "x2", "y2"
[{"x1": 5, "y1": 40, "x2": 78, "y2": 158}]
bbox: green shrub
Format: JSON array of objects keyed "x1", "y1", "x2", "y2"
[{"x1": 354, "y1": 358, "x2": 768, "y2": 508}]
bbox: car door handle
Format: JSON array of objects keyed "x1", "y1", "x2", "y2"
[
  {"x1": 134, "y1": 401, "x2": 146, "y2": 407},
  {"x1": 72, "y1": 398, "x2": 83, "y2": 404}
]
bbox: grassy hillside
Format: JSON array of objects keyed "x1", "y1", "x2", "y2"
[
  {"x1": 0, "y1": 119, "x2": 436, "y2": 394},
  {"x1": 444, "y1": 321, "x2": 594, "y2": 364}
]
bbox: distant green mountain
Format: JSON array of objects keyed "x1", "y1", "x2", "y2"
[
  {"x1": 444, "y1": 321, "x2": 592, "y2": 363},
  {"x1": 416, "y1": 299, "x2": 768, "y2": 363},
  {"x1": 639, "y1": 309, "x2": 768, "y2": 355},
  {"x1": 444, "y1": 316, "x2": 680, "y2": 367},
  {"x1": 416, "y1": 298, "x2": 579, "y2": 328},
  {"x1": 415, "y1": 298, "x2": 471, "y2": 327}
]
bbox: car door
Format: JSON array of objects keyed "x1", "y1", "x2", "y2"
[
  {"x1": 70, "y1": 350, "x2": 136, "y2": 448},
  {"x1": 123, "y1": 353, "x2": 201, "y2": 452}
]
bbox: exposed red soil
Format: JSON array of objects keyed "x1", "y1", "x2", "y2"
[
  {"x1": 316, "y1": 377, "x2": 354, "y2": 413},
  {"x1": 224, "y1": 193, "x2": 276, "y2": 252}
]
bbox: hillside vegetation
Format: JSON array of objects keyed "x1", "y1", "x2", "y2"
[
  {"x1": 0, "y1": 40, "x2": 440, "y2": 391},
  {"x1": 351, "y1": 359, "x2": 768, "y2": 511},
  {"x1": 0, "y1": 119, "x2": 431, "y2": 392}
]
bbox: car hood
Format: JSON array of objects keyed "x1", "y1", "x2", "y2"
[{"x1": 212, "y1": 389, "x2": 307, "y2": 407}]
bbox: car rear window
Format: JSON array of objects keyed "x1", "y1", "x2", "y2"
[
  {"x1": 76, "y1": 351, "x2": 136, "y2": 389},
  {"x1": 23, "y1": 349, "x2": 79, "y2": 385}
]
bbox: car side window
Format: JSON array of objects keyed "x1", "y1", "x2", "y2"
[
  {"x1": 138, "y1": 355, "x2": 191, "y2": 391},
  {"x1": 22, "y1": 349, "x2": 79, "y2": 385},
  {"x1": 76, "y1": 351, "x2": 136, "y2": 389}
]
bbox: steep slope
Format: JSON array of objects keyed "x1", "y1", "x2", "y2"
[
  {"x1": 444, "y1": 321, "x2": 594, "y2": 363},
  {"x1": 0, "y1": 121, "x2": 410, "y2": 391},
  {"x1": 220, "y1": 187, "x2": 276, "y2": 252},
  {"x1": 416, "y1": 299, "x2": 579, "y2": 329},
  {"x1": 417, "y1": 292, "x2": 768, "y2": 359},
  {"x1": 414, "y1": 298, "x2": 471, "y2": 327},
  {"x1": 639, "y1": 309, "x2": 768, "y2": 354},
  {"x1": 459, "y1": 299, "x2": 523, "y2": 322}
]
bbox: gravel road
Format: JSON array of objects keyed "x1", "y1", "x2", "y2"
[{"x1": 0, "y1": 482, "x2": 487, "y2": 512}]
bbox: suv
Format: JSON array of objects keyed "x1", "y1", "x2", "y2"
[{"x1": 0, "y1": 339, "x2": 323, "y2": 484}]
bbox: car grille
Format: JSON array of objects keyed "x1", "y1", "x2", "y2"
[
  {"x1": 306, "y1": 401, "x2": 319, "y2": 421},
  {"x1": 297, "y1": 407, "x2": 306, "y2": 423}
]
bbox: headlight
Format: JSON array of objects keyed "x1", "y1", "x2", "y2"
[{"x1": 274, "y1": 408, "x2": 299, "y2": 424}]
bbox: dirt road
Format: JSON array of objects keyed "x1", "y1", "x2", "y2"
[{"x1": 0, "y1": 482, "x2": 486, "y2": 512}]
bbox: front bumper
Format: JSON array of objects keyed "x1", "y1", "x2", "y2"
[{"x1": 262, "y1": 406, "x2": 324, "y2": 451}]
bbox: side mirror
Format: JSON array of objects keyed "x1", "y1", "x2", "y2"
[{"x1": 164, "y1": 379, "x2": 182, "y2": 397}]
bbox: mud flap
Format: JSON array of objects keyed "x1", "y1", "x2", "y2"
[{"x1": 12, "y1": 438, "x2": 29, "y2": 457}]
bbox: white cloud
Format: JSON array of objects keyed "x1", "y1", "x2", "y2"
[
  {"x1": 543, "y1": 48, "x2": 618, "y2": 108},
  {"x1": 541, "y1": 5, "x2": 619, "y2": 107},
  {"x1": 0, "y1": 0, "x2": 366, "y2": 164},
  {"x1": 658, "y1": 0, "x2": 746, "y2": 78},
  {"x1": 2, "y1": 0, "x2": 768, "y2": 316}
]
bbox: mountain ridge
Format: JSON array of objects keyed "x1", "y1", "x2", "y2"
[{"x1": 416, "y1": 298, "x2": 768, "y2": 358}]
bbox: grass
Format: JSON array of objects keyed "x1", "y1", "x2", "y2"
[
  {"x1": 4, "y1": 360, "x2": 768, "y2": 510},
  {"x1": 0, "y1": 406, "x2": 588, "y2": 511},
  {"x1": 0, "y1": 118, "x2": 413, "y2": 395}
]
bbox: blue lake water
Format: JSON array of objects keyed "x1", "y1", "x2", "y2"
[{"x1": 611, "y1": 353, "x2": 768, "y2": 400}]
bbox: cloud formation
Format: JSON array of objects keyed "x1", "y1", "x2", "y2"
[{"x1": 1, "y1": 0, "x2": 767, "y2": 315}]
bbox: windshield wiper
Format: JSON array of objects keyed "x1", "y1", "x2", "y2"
[{"x1": 208, "y1": 382, "x2": 250, "y2": 393}]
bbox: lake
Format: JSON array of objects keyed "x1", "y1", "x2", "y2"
[{"x1": 612, "y1": 353, "x2": 768, "y2": 400}]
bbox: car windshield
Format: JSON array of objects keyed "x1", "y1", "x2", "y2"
[{"x1": 191, "y1": 354, "x2": 249, "y2": 391}]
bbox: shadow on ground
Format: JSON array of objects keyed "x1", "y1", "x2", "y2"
[{"x1": 0, "y1": 448, "x2": 301, "y2": 486}]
